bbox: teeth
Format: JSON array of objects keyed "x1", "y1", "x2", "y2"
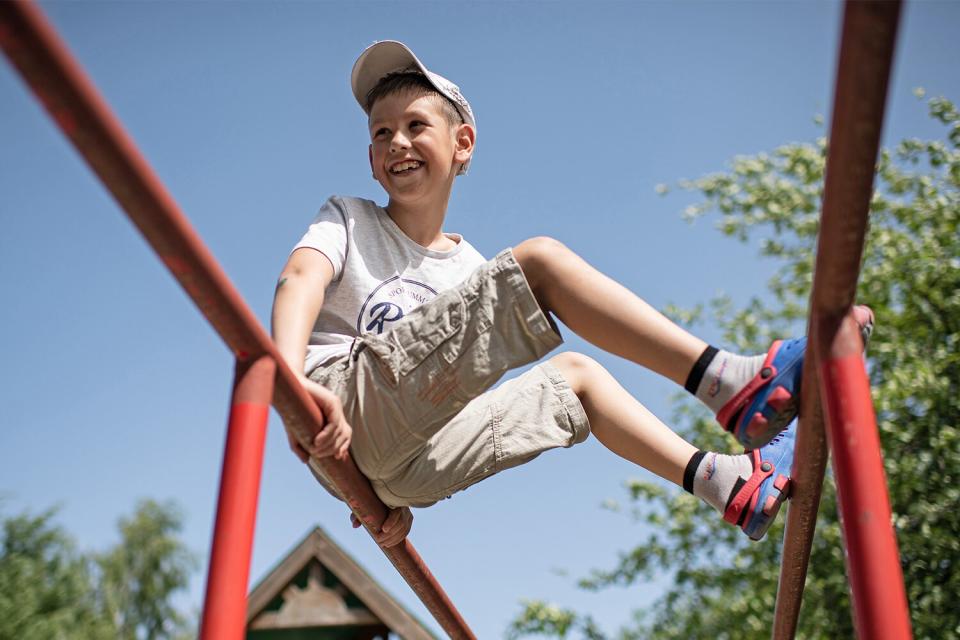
[{"x1": 390, "y1": 160, "x2": 421, "y2": 174}]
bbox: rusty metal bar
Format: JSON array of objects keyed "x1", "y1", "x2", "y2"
[
  {"x1": 0, "y1": 2, "x2": 475, "y2": 637},
  {"x1": 773, "y1": 2, "x2": 908, "y2": 638}
]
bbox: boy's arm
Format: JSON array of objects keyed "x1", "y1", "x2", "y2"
[
  {"x1": 271, "y1": 247, "x2": 352, "y2": 462},
  {"x1": 273, "y1": 247, "x2": 414, "y2": 546},
  {"x1": 272, "y1": 247, "x2": 333, "y2": 377}
]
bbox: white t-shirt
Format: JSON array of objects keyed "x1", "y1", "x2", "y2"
[{"x1": 292, "y1": 195, "x2": 487, "y2": 373}]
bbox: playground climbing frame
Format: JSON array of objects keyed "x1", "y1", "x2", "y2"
[{"x1": 0, "y1": 1, "x2": 913, "y2": 638}]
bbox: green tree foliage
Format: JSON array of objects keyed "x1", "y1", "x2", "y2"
[
  {"x1": 96, "y1": 499, "x2": 198, "y2": 640},
  {"x1": 0, "y1": 509, "x2": 112, "y2": 640},
  {"x1": 509, "y1": 94, "x2": 959, "y2": 639},
  {"x1": 0, "y1": 499, "x2": 197, "y2": 640}
]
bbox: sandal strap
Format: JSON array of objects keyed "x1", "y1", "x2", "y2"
[
  {"x1": 716, "y1": 340, "x2": 782, "y2": 431},
  {"x1": 723, "y1": 449, "x2": 775, "y2": 526}
]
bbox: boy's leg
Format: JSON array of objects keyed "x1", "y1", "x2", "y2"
[
  {"x1": 513, "y1": 237, "x2": 707, "y2": 387},
  {"x1": 512, "y1": 237, "x2": 874, "y2": 448},
  {"x1": 549, "y1": 352, "x2": 695, "y2": 485},
  {"x1": 379, "y1": 349, "x2": 793, "y2": 540},
  {"x1": 551, "y1": 351, "x2": 792, "y2": 541}
]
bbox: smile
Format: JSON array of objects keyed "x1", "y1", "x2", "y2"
[{"x1": 389, "y1": 160, "x2": 423, "y2": 174}]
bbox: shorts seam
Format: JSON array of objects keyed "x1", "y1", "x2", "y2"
[
  {"x1": 541, "y1": 361, "x2": 591, "y2": 444},
  {"x1": 491, "y1": 400, "x2": 504, "y2": 470}
]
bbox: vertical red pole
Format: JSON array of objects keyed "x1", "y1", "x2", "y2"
[
  {"x1": 199, "y1": 356, "x2": 275, "y2": 640},
  {"x1": 817, "y1": 316, "x2": 912, "y2": 639}
]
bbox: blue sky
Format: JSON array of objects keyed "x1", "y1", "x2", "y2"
[{"x1": 2, "y1": 1, "x2": 958, "y2": 638}]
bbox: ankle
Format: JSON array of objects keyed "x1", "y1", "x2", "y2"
[
  {"x1": 684, "y1": 346, "x2": 719, "y2": 394},
  {"x1": 686, "y1": 347, "x2": 766, "y2": 416},
  {"x1": 684, "y1": 450, "x2": 754, "y2": 514}
]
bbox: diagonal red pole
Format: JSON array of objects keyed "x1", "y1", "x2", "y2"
[
  {"x1": 774, "y1": 1, "x2": 911, "y2": 638},
  {"x1": 0, "y1": 2, "x2": 475, "y2": 638}
]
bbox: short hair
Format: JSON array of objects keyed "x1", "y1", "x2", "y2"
[{"x1": 364, "y1": 71, "x2": 464, "y2": 128}]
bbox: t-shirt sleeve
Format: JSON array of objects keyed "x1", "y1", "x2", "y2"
[{"x1": 291, "y1": 196, "x2": 349, "y2": 280}]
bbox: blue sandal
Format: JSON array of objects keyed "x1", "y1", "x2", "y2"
[
  {"x1": 716, "y1": 306, "x2": 874, "y2": 449},
  {"x1": 717, "y1": 337, "x2": 806, "y2": 449},
  {"x1": 724, "y1": 423, "x2": 796, "y2": 541}
]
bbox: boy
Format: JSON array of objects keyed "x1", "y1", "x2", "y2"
[{"x1": 272, "y1": 41, "x2": 872, "y2": 548}]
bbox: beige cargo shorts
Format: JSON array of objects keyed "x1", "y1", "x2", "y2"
[{"x1": 307, "y1": 248, "x2": 591, "y2": 507}]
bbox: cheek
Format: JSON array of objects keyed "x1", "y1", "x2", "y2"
[
  {"x1": 421, "y1": 135, "x2": 448, "y2": 157},
  {"x1": 370, "y1": 145, "x2": 387, "y2": 169}
]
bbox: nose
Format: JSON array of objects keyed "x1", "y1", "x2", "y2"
[{"x1": 389, "y1": 130, "x2": 411, "y2": 153}]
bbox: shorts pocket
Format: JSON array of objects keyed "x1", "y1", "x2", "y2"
[{"x1": 392, "y1": 290, "x2": 465, "y2": 377}]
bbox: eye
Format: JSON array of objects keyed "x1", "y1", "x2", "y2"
[
  {"x1": 409, "y1": 120, "x2": 426, "y2": 130},
  {"x1": 373, "y1": 127, "x2": 389, "y2": 138}
]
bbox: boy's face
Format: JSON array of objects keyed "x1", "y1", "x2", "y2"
[{"x1": 368, "y1": 90, "x2": 474, "y2": 207}]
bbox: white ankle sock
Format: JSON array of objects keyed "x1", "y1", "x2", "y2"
[
  {"x1": 694, "y1": 350, "x2": 766, "y2": 415},
  {"x1": 685, "y1": 451, "x2": 755, "y2": 513},
  {"x1": 685, "y1": 307, "x2": 874, "y2": 418}
]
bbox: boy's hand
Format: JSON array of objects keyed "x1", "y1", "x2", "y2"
[
  {"x1": 350, "y1": 507, "x2": 413, "y2": 548},
  {"x1": 285, "y1": 428, "x2": 310, "y2": 463},
  {"x1": 299, "y1": 377, "x2": 353, "y2": 461}
]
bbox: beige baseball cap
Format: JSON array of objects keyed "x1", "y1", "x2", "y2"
[{"x1": 351, "y1": 40, "x2": 475, "y2": 175}]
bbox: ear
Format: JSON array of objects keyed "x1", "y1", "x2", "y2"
[{"x1": 453, "y1": 123, "x2": 476, "y2": 166}]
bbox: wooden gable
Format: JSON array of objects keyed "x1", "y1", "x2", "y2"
[{"x1": 246, "y1": 527, "x2": 436, "y2": 640}]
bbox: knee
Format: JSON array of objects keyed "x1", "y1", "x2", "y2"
[
  {"x1": 549, "y1": 351, "x2": 604, "y2": 396},
  {"x1": 513, "y1": 236, "x2": 570, "y2": 290}
]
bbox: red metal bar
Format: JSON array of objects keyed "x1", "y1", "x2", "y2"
[
  {"x1": 818, "y1": 317, "x2": 912, "y2": 639},
  {"x1": 774, "y1": 1, "x2": 910, "y2": 638},
  {"x1": 0, "y1": 2, "x2": 476, "y2": 637},
  {"x1": 201, "y1": 356, "x2": 275, "y2": 640}
]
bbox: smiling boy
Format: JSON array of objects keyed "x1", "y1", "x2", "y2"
[{"x1": 271, "y1": 41, "x2": 871, "y2": 548}]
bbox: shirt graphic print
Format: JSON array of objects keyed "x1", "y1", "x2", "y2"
[
  {"x1": 358, "y1": 276, "x2": 439, "y2": 334},
  {"x1": 292, "y1": 196, "x2": 486, "y2": 373}
]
